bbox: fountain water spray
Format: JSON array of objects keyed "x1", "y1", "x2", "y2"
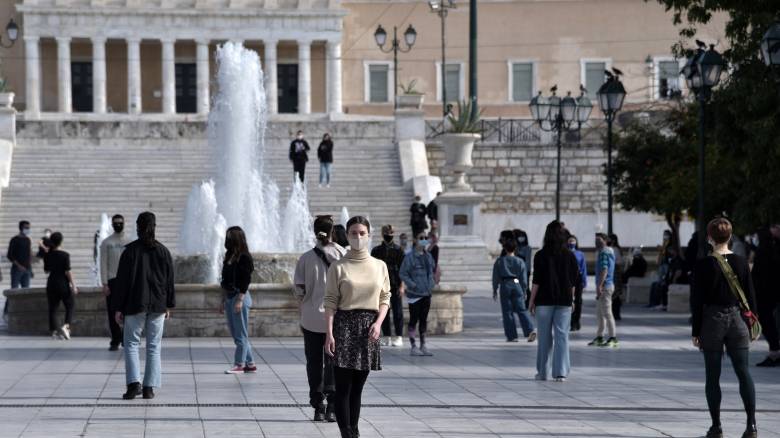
[{"x1": 91, "y1": 213, "x2": 112, "y2": 286}]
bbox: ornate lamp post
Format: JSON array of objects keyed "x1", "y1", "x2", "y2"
[
  {"x1": 374, "y1": 24, "x2": 417, "y2": 109},
  {"x1": 681, "y1": 43, "x2": 726, "y2": 258},
  {"x1": 529, "y1": 87, "x2": 593, "y2": 221},
  {"x1": 429, "y1": 0, "x2": 456, "y2": 116},
  {"x1": 0, "y1": 19, "x2": 18, "y2": 48},
  {"x1": 596, "y1": 72, "x2": 626, "y2": 236}
]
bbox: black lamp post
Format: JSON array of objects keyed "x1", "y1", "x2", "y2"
[
  {"x1": 0, "y1": 19, "x2": 19, "y2": 48},
  {"x1": 761, "y1": 22, "x2": 780, "y2": 69},
  {"x1": 529, "y1": 88, "x2": 593, "y2": 221},
  {"x1": 681, "y1": 44, "x2": 726, "y2": 258},
  {"x1": 429, "y1": 0, "x2": 456, "y2": 116},
  {"x1": 374, "y1": 24, "x2": 417, "y2": 109},
  {"x1": 596, "y1": 74, "x2": 626, "y2": 236}
]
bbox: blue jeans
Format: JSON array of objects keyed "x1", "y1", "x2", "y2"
[
  {"x1": 319, "y1": 162, "x2": 332, "y2": 185},
  {"x1": 535, "y1": 305, "x2": 571, "y2": 379},
  {"x1": 225, "y1": 293, "x2": 254, "y2": 366},
  {"x1": 10, "y1": 265, "x2": 31, "y2": 289},
  {"x1": 499, "y1": 285, "x2": 535, "y2": 340},
  {"x1": 124, "y1": 312, "x2": 165, "y2": 387}
]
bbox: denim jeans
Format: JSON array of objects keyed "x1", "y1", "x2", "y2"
[
  {"x1": 124, "y1": 312, "x2": 166, "y2": 387},
  {"x1": 319, "y1": 162, "x2": 332, "y2": 185},
  {"x1": 535, "y1": 305, "x2": 571, "y2": 379},
  {"x1": 499, "y1": 285, "x2": 535, "y2": 340},
  {"x1": 225, "y1": 293, "x2": 254, "y2": 366},
  {"x1": 10, "y1": 265, "x2": 31, "y2": 289}
]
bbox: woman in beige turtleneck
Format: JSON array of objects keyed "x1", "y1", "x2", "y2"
[{"x1": 324, "y1": 216, "x2": 390, "y2": 438}]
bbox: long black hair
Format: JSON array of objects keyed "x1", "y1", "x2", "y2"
[
  {"x1": 542, "y1": 220, "x2": 568, "y2": 254},
  {"x1": 225, "y1": 226, "x2": 250, "y2": 263}
]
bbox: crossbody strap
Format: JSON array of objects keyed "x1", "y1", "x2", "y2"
[
  {"x1": 710, "y1": 251, "x2": 751, "y2": 313},
  {"x1": 312, "y1": 247, "x2": 331, "y2": 269}
]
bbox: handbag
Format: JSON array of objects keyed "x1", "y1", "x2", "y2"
[{"x1": 711, "y1": 251, "x2": 762, "y2": 342}]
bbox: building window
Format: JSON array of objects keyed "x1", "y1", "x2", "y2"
[
  {"x1": 509, "y1": 61, "x2": 534, "y2": 102},
  {"x1": 367, "y1": 63, "x2": 390, "y2": 103},
  {"x1": 582, "y1": 60, "x2": 608, "y2": 99},
  {"x1": 436, "y1": 62, "x2": 464, "y2": 103},
  {"x1": 657, "y1": 60, "x2": 682, "y2": 99}
]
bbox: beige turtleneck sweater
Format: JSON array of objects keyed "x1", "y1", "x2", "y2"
[{"x1": 324, "y1": 248, "x2": 391, "y2": 312}]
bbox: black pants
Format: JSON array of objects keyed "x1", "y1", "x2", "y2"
[
  {"x1": 757, "y1": 296, "x2": 779, "y2": 351},
  {"x1": 408, "y1": 296, "x2": 431, "y2": 344},
  {"x1": 334, "y1": 366, "x2": 369, "y2": 433},
  {"x1": 302, "y1": 327, "x2": 335, "y2": 408},
  {"x1": 293, "y1": 160, "x2": 306, "y2": 182},
  {"x1": 649, "y1": 281, "x2": 668, "y2": 306},
  {"x1": 381, "y1": 291, "x2": 404, "y2": 337},
  {"x1": 612, "y1": 291, "x2": 623, "y2": 321},
  {"x1": 47, "y1": 289, "x2": 74, "y2": 332},
  {"x1": 571, "y1": 284, "x2": 583, "y2": 330},
  {"x1": 106, "y1": 296, "x2": 123, "y2": 346},
  {"x1": 703, "y1": 348, "x2": 756, "y2": 427}
]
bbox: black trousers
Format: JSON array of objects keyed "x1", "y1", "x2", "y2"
[
  {"x1": 106, "y1": 296, "x2": 123, "y2": 346},
  {"x1": 47, "y1": 289, "x2": 74, "y2": 332},
  {"x1": 302, "y1": 327, "x2": 335, "y2": 408},
  {"x1": 703, "y1": 348, "x2": 756, "y2": 427},
  {"x1": 334, "y1": 366, "x2": 369, "y2": 433},
  {"x1": 571, "y1": 284, "x2": 584, "y2": 330},
  {"x1": 381, "y1": 291, "x2": 404, "y2": 337},
  {"x1": 408, "y1": 296, "x2": 431, "y2": 342},
  {"x1": 293, "y1": 160, "x2": 306, "y2": 182},
  {"x1": 757, "y1": 296, "x2": 779, "y2": 351}
]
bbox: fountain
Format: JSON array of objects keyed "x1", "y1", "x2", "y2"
[{"x1": 90, "y1": 213, "x2": 112, "y2": 286}]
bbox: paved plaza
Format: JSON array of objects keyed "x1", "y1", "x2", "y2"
[{"x1": 0, "y1": 290, "x2": 779, "y2": 438}]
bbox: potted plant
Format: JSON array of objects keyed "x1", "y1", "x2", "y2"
[
  {"x1": 0, "y1": 79, "x2": 13, "y2": 109},
  {"x1": 440, "y1": 99, "x2": 483, "y2": 192},
  {"x1": 396, "y1": 79, "x2": 424, "y2": 109}
]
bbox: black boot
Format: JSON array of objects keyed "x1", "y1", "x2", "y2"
[
  {"x1": 339, "y1": 427, "x2": 353, "y2": 438},
  {"x1": 313, "y1": 404, "x2": 326, "y2": 421},
  {"x1": 122, "y1": 382, "x2": 142, "y2": 400},
  {"x1": 351, "y1": 426, "x2": 360, "y2": 438},
  {"x1": 142, "y1": 386, "x2": 155, "y2": 399},
  {"x1": 706, "y1": 425, "x2": 723, "y2": 438},
  {"x1": 742, "y1": 423, "x2": 757, "y2": 438},
  {"x1": 325, "y1": 403, "x2": 336, "y2": 422}
]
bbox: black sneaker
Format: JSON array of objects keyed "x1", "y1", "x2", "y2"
[
  {"x1": 351, "y1": 426, "x2": 360, "y2": 438},
  {"x1": 122, "y1": 382, "x2": 142, "y2": 400},
  {"x1": 706, "y1": 425, "x2": 723, "y2": 438},
  {"x1": 313, "y1": 404, "x2": 326, "y2": 421},
  {"x1": 325, "y1": 403, "x2": 336, "y2": 422},
  {"x1": 142, "y1": 386, "x2": 155, "y2": 399},
  {"x1": 108, "y1": 344, "x2": 119, "y2": 351},
  {"x1": 742, "y1": 423, "x2": 757, "y2": 438}
]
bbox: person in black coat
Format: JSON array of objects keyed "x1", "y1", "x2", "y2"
[
  {"x1": 409, "y1": 195, "x2": 428, "y2": 237},
  {"x1": 44, "y1": 232, "x2": 78, "y2": 340},
  {"x1": 318, "y1": 133, "x2": 334, "y2": 187},
  {"x1": 289, "y1": 130, "x2": 310, "y2": 183},
  {"x1": 426, "y1": 193, "x2": 440, "y2": 231}
]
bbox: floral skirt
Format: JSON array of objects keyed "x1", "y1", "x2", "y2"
[{"x1": 334, "y1": 309, "x2": 381, "y2": 371}]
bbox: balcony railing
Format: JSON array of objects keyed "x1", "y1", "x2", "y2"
[{"x1": 425, "y1": 117, "x2": 607, "y2": 145}]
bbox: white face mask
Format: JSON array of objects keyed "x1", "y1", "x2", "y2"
[{"x1": 348, "y1": 235, "x2": 370, "y2": 251}]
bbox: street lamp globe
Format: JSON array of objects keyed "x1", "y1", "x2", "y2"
[
  {"x1": 575, "y1": 93, "x2": 593, "y2": 124},
  {"x1": 681, "y1": 50, "x2": 704, "y2": 91},
  {"x1": 5, "y1": 19, "x2": 18, "y2": 43},
  {"x1": 560, "y1": 92, "x2": 577, "y2": 123},
  {"x1": 597, "y1": 77, "x2": 626, "y2": 116},
  {"x1": 697, "y1": 45, "x2": 726, "y2": 88},
  {"x1": 548, "y1": 92, "x2": 561, "y2": 121},
  {"x1": 760, "y1": 22, "x2": 780, "y2": 67},
  {"x1": 404, "y1": 25, "x2": 417, "y2": 47},
  {"x1": 528, "y1": 91, "x2": 550, "y2": 122},
  {"x1": 374, "y1": 25, "x2": 387, "y2": 47}
]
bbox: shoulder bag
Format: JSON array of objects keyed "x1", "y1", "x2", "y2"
[{"x1": 711, "y1": 251, "x2": 762, "y2": 342}]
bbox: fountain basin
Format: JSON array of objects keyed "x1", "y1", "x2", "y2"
[
  {"x1": 3, "y1": 284, "x2": 466, "y2": 337},
  {"x1": 174, "y1": 252, "x2": 299, "y2": 284}
]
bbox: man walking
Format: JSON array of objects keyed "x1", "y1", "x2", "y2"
[
  {"x1": 5, "y1": 221, "x2": 33, "y2": 315},
  {"x1": 100, "y1": 214, "x2": 130, "y2": 351},
  {"x1": 589, "y1": 233, "x2": 618, "y2": 348},
  {"x1": 427, "y1": 192, "x2": 440, "y2": 232},
  {"x1": 289, "y1": 130, "x2": 310, "y2": 183},
  {"x1": 409, "y1": 195, "x2": 428, "y2": 237},
  {"x1": 113, "y1": 212, "x2": 175, "y2": 400},
  {"x1": 371, "y1": 225, "x2": 406, "y2": 347}
]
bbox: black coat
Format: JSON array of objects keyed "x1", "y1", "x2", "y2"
[
  {"x1": 289, "y1": 139, "x2": 310, "y2": 163},
  {"x1": 371, "y1": 242, "x2": 405, "y2": 291},
  {"x1": 112, "y1": 240, "x2": 176, "y2": 315},
  {"x1": 410, "y1": 202, "x2": 427, "y2": 226},
  {"x1": 318, "y1": 140, "x2": 334, "y2": 163},
  {"x1": 427, "y1": 200, "x2": 438, "y2": 222}
]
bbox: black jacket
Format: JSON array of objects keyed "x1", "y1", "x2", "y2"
[
  {"x1": 371, "y1": 242, "x2": 405, "y2": 291},
  {"x1": 410, "y1": 202, "x2": 427, "y2": 225},
  {"x1": 317, "y1": 140, "x2": 334, "y2": 163},
  {"x1": 220, "y1": 253, "x2": 254, "y2": 298},
  {"x1": 112, "y1": 240, "x2": 176, "y2": 315},
  {"x1": 289, "y1": 139, "x2": 310, "y2": 162}
]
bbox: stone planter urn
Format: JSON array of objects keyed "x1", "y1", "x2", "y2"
[
  {"x1": 441, "y1": 132, "x2": 480, "y2": 192},
  {"x1": 0, "y1": 92, "x2": 14, "y2": 109},
  {"x1": 396, "y1": 94, "x2": 424, "y2": 110}
]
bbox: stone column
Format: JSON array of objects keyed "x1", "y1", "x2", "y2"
[
  {"x1": 196, "y1": 39, "x2": 210, "y2": 115},
  {"x1": 326, "y1": 40, "x2": 342, "y2": 115},
  {"x1": 264, "y1": 39, "x2": 278, "y2": 114},
  {"x1": 24, "y1": 36, "x2": 41, "y2": 118},
  {"x1": 56, "y1": 37, "x2": 72, "y2": 114},
  {"x1": 92, "y1": 36, "x2": 107, "y2": 114},
  {"x1": 297, "y1": 39, "x2": 311, "y2": 114},
  {"x1": 161, "y1": 38, "x2": 176, "y2": 114},
  {"x1": 127, "y1": 38, "x2": 142, "y2": 114}
]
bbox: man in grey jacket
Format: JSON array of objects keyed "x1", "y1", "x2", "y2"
[{"x1": 100, "y1": 214, "x2": 130, "y2": 351}]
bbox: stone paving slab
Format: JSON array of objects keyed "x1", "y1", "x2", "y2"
[{"x1": 0, "y1": 293, "x2": 779, "y2": 437}]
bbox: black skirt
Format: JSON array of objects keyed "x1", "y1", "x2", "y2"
[{"x1": 334, "y1": 309, "x2": 381, "y2": 371}]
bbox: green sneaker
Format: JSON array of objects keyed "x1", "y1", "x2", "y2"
[
  {"x1": 587, "y1": 337, "x2": 605, "y2": 347},
  {"x1": 605, "y1": 337, "x2": 619, "y2": 348}
]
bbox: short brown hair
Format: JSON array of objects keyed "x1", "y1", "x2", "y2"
[{"x1": 707, "y1": 217, "x2": 732, "y2": 245}]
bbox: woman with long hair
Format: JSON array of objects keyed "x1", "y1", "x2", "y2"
[
  {"x1": 221, "y1": 226, "x2": 257, "y2": 374},
  {"x1": 691, "y1": 217, "x2": 757, "y2": 438},
  {"x1": 44, "y1": 232, "x2": 78, "y2": 340},
  {"x1": 528, "y1": 221, "x2": 578, "y2": 382},
  {"x1": 324, "y1": 216, "x2": 390, "y2": 438}
]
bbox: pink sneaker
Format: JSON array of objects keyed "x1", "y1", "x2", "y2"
[{"x1": 225, "y1": 365, "x2": 244, "y2": 374}]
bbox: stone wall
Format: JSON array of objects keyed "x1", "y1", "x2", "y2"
[{"x1": 427, "y1": 141, "x2": 608, "y2": 214}]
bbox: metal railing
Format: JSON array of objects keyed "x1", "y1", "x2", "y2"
[{"x1": 425, "y1": 118, "x2": 542, "y2": 144}]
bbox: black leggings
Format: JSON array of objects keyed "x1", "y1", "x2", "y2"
[
  {"x1": 408, "y1": 297, "x2": 431, "y2": 345},
  {"x1": 703, "y1": 348, "x2": 756, "y2": 427},
  {"x1": 47, "y1": 290, "x2": 74, "y2": 332},
  {"x1": 334, "y1": 367, "x2": 369, "y2": 433}
]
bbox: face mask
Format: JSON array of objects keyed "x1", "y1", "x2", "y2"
[
  {"x1": 568, "y1": 243, "x2": 576, "y2": 250},
  {"x1": 383, "y1": 235, "x2": 393, "y2": 243},
  {"x1": 297, "y1": 135, "x2": 303, "y2": 140},
  {"x1": 400, "y1": 239, "x2": 407, "y2": 247},
  {"x1": 44, "y1": 231, "x2": 51, "y2": 239},
  {"x1": 112, "y1": 223, "x2": 124, "y2": 233},
  {"x1": 418, "y1": 239, "x2": 429, "y2": 248},
  {"x1": 22, "y1": 228, "x2": 30, "y2": 236},
  {"x1": 348, "y1": 235, "x2": 370, "y2": 251},
  {"x1": 518, "y1": 236, "x2": 526, "y2": 244}
]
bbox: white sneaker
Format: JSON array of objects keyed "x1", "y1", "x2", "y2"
[
  {"x1": 318, "y1": 183, "x2": 323, "y2": 188},
  {"x1": 51, "y1": 331, "x2": 63, "y2": 340},
  {"x1": 420, "y1": 345, "x2": 433, "y2": 356},
  {"x1": 391, "y1": 336, "x2": 403, "y2": 347},
  {"x1": 60, "y1": 325, "x2": 71, "y2": 340},
  {"x1": 326, "y1": 184, "x2": 331, "y2": 188},
  {"x1": 410, "y1": 346, "x2": 422, "y2": 356},
  {"x1": 379, "y1": 337, "x2": 391, "y2": 346}
]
